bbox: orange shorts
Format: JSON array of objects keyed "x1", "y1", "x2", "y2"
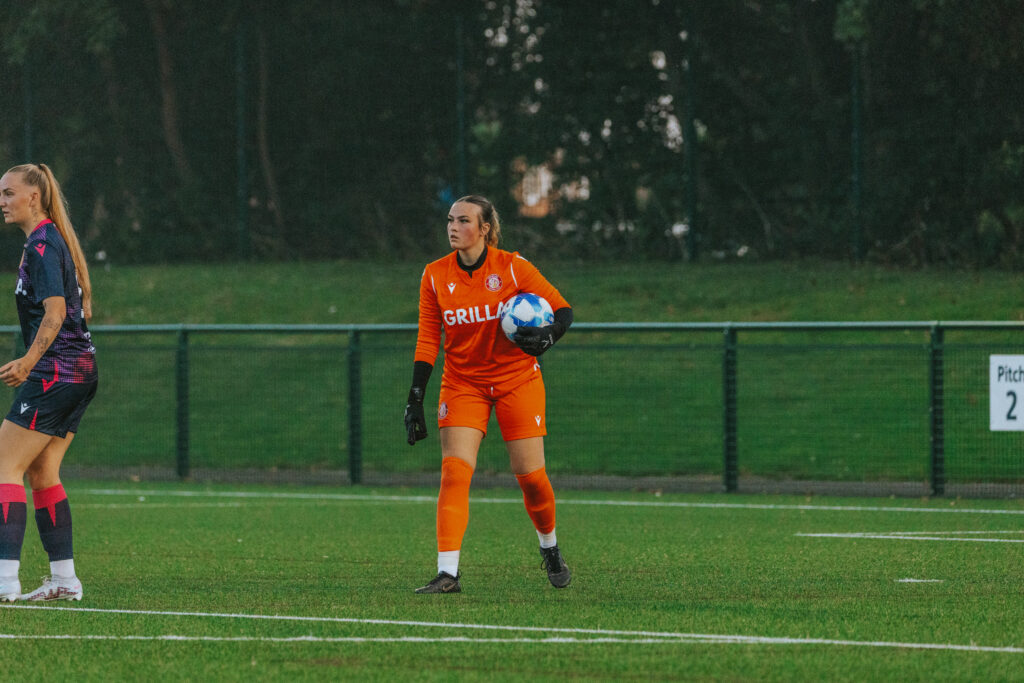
[{"x1": 438, "y1": 367, "x2": 546, "y2": 441}]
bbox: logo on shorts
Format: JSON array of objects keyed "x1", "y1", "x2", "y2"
[
  {"x1": 535, "y1": 415, "x2": 542, "y2": 426},
  {"x1": 19, "y1": 403, "x2": 29, "y2": 414},
  {"x1": 439, "y1": 402, "x2": 449, "y2": 419},
  {"x1": 485, "y1": 274, "x2": 502, "y2": 291}
]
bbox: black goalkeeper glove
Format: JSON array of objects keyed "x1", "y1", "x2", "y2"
[
  {"x1": 404, "y1": 386, "x2": 428, "y2": 445},
  {"x1": 512, "y1": 324, "x2": 560, "y2": 357}
]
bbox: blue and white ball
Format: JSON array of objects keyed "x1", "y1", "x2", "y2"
[{"x1": 500, "y1": 293, "x2": 554, "y2": 342}]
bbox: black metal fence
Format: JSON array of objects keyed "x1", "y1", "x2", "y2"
[{"x1": 16, "y1": 322, "x2": 1024, "y2": 498}]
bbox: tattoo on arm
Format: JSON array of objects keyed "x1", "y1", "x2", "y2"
[
  {"x1": 32, "y1": 333, "x2": 53, "y2": 355},
  {"x1": 27, "y1": 314, "x2": 62, "y2": 363}
]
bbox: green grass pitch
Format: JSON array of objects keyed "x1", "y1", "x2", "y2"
[{"x1": 1, "y1": 482, "x2": 1022, "y2": 680}]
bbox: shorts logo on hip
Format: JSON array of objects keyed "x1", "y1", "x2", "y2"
[
  {"x1": 485, "y1": 274, "x2": 502, "y2": 291},
  {"x1": 438, "y1": 402, "x2": 449, "y2": 419},
  {"x1": 535, "y1": 415, "x2": 542, "y2": 426},
  {"x1": 19, "y1": 403, "x2": 30, "y2": 414}
]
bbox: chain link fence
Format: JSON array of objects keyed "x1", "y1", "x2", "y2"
[{"x1": 28, "y1": 322, "x2": 1024, "y2": 498}]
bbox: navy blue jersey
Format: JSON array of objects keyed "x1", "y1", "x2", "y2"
[{"x1": 14, "y1": 221, "x2": 97, "y2": 384}]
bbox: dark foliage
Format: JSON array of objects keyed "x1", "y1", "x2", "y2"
[{"x1": 0, "y1": 0, "x2": 1020, "y2": 265}]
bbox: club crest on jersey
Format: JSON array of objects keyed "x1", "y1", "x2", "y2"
[
  {"x1": 485, "y1": 274, "x2": 502, "y2": 291},
  {"x1": 438, "y1": 402, "x2": 449, "y2": 419}
]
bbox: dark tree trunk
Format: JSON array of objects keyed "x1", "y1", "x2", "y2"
[
  {"x1": 256, "y1": 19, "x2": 284, "y2": 235},
  {"x1": 145, "y1": 0, "x2": 192, "y2": 183}
]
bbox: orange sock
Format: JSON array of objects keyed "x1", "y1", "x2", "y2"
[
  {"x1": 516, "y1": 466, "x2": 556, "y2": 535},
  {"x1": 437, "y1": 457, "x2": 474, "y2": 552}
]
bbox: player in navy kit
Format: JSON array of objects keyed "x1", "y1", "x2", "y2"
[{"x1": 0, "y1": 164, "x2": 97, "y2": 602}]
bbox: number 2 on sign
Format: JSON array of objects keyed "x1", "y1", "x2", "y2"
[{"x1": 1007, "y1": 390, "x2": 1018, "y2": 421}]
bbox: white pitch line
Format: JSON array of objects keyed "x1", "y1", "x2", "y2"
[
  {"x1": 796, "y1": 532, "x2": 1024, "y2": 543},
  {"x1": 0, "y1": 605, "x2": 682, "y2": 638},
  {"x1": 2, "y1": 605, "x2": 1022, "y2": 654},
  {"x1": 882, "y1": 530, "x2": 1024, "y2": 535},
  {"x1": 0, "y1": 634, "x2": 696, "y2": 644},
  {"x1": 0, "y1": 634, "x2": 1014, "y2": 651},
  {"x1": 895, "y1": 579, "x2": 944, "y2": 583},
  {"x1": 80, "y1": 488, "x2": 1024, "y2": 516}
]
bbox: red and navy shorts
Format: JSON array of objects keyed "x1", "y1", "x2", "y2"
[{"x1": 5, "y1": 379, "x2": 98, "y2": 438}]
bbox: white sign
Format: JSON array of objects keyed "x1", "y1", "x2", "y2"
[{"x1": 990, "y1": 355, "x2": 1024, "y2": 431}]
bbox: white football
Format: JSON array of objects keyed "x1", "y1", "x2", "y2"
[{"x1": 500, "y1": 293, "x2": 554, "y2": 341}]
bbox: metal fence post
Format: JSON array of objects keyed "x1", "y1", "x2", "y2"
[
  {"x1": 175, "y1": 328, "x2": 190, "y2": 479},
  {"x1": 723, "y1": 326, "x2": 738, "y2": 492},
  {"x1": 929, "y1": 324, "x2": 945, "y2": 496},
  {"x1": 347, "y1": 329, "x2": 363, "y2": 484}
]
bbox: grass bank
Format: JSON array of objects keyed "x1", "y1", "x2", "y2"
[{"x1": 0, "y1": 258, "x2": 1019, "y2": 326}]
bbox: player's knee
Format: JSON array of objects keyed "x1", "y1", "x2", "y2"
[
  {"x1": 440, "y1": 456, "x2": 474, "y2": 485},
  {"x1": 24, "y1": 462, "x2": 59, "y2": 490}
]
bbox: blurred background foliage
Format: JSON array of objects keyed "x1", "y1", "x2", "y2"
[{"x1": 0, "y1": 0, "x2": 1021, "y2": 266}]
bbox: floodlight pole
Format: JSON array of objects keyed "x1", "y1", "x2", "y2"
[
  {"x1": 681, "y1": 5, "x2": 699, "y2": 261},
  {"x1": 851, "y1": 42, "x2": 865, "y2": 263},
  {"x1": 456, "y1": 13, "x2": 467, "y2": 196},
  {"x1": 23, "y1": 61, "x2": 34, "y2": 161},
  {"x1": 236, "y1": 16, "x2": 251, "y2": 259}
]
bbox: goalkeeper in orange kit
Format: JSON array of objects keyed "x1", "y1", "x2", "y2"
[{"x1": 404, "y1": 194, "x2": 573, "y2": 594}]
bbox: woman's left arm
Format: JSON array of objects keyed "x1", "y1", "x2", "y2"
[{"x1": 510, "y1": 257, "x2": 573, "y2": 356}]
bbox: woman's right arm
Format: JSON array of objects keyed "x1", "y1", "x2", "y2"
[
  {"x1": 414, "y1": 267, "x2": 443, "y2": 365},
  {"x1": 406, "y1": 267, "x2": 442, "y2": 445}
]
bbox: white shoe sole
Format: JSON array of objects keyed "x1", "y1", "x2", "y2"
[{"x1": 25, "y1": 593, "x2": 82, "y2": 602}]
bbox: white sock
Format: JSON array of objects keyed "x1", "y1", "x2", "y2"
[
  {"x1": 0, "y1": 559, "x2": 18, "y2": 578},
  {"x1": 537, "y1": 528, "x2": 557, "y2": 549},
  {"x1": 50, "y1": 559, "x2": 75, "y2": 579},
  {"x1": 437, "y1": 550, "x2": 460, "y2": 577}
]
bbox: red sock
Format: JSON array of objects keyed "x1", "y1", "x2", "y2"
[
  {"x1": 0, "y1": 484, "x2": 27, "y2": 523},
  {"x1": 32, "y1": 484, "x2": 66, "y2": 527},
  {"x1": 516, "y1": 467, "x2": 556, "y2": 535},
  {"x1": 32, "y1": 484, "x2": 73, "y2": 562},
  {"x1": 437, "y1": 457, "x2": 474, "y2": 552},
  {"x1": 0, "y1": 484, "x2": 28, "y2": 562}
]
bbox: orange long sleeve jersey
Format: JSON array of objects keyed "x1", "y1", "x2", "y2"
[{"x1": 414, "y1": 248, "x2": 570, "y2": 387}]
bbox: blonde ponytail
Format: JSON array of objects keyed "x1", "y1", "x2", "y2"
[{"x1": 7, "y1": 164, "x2": 93, "y2": 319}]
